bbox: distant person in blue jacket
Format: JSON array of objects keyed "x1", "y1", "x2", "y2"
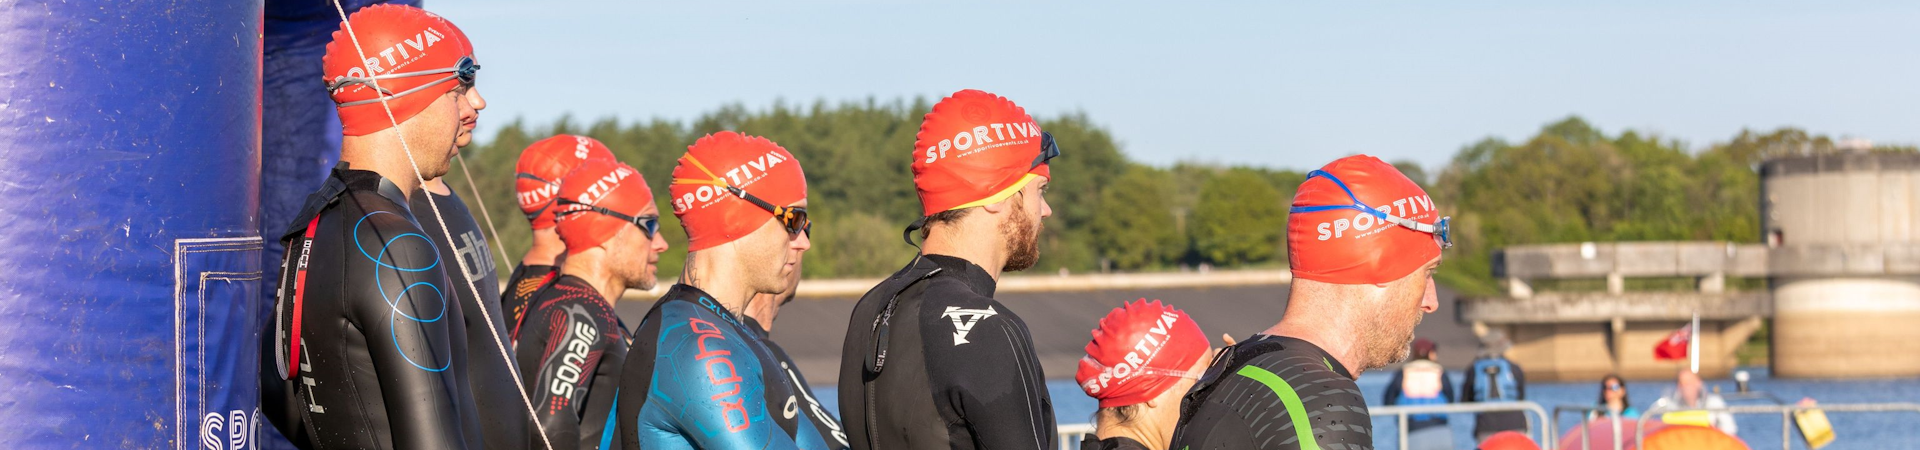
[
  {"x1": 1462, "y1": 330, "x2": 1528, "y2": 441},
  {"x1": 1383, "y1": 338, "x2": 1455, "y2": 450}
]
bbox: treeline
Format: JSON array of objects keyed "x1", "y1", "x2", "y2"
[{"x1": 448, "y1": 98, "x2": 1909, "y2": 294}]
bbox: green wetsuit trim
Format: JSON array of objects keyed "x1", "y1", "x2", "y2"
[{"x1": 1235, "y1": 365, "x2": 1320, "y2": 450}]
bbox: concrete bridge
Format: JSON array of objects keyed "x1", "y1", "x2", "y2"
[{"x1": 1463, "y1": 151, "x2": 1920, "y2": 381}]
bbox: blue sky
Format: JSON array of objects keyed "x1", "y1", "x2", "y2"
[{"x1": 433, "y1": 1, "x2": 1920, "y2": 171}]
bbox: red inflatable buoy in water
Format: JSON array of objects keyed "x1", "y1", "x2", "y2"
[
  {"x1": 1642, "y1": 425, "x2": 1749, "y2": 450},
  {"x1": 1478, "y1": 430, "x2": 1541, "y2": 450}
]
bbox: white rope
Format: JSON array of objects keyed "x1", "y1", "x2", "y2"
[
  {"x1": 452, "y1": 154, "x2": 517, "y2": 271},
  {"x1": 327, "y1": 3, "x2": 555, "y2": 449}
]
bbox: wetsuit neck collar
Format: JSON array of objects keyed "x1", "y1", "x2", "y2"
[
  {"x1": 919, "y1": 254, "x2": 998, "y2": 298},
  {"x1": 663, "y1": 283, "x2": 747, "y2": 328},
  {"x1": 1249, "y1": 334, "x2": 1354, "y2": 379},
  {"x1": 1080, "y1": 435, "x2": 1151, "y2": 450},
  {"x1": 742, "y1": 316, "x2": 771, "y2": 340},
  {"x1": 329, "y1": 162, "x2": 414, "y2": 215}
]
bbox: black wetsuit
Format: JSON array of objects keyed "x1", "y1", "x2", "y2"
[
  {"x1": 260, "y1": 163, "x2": 482, "y2": 449},
  {"x1": 1080, "y1": 436, "x2": 1151, "y2": 450},
  {"x1": 415, "y1": 187, "x2": 531, "y2": 450},
  {"x1": 515, "y1": 274, "x2": 629, "y2": 450},
  {"x1": 838, "y1": 254, "x2": 1056, "y2": 450},
  {"x1": 745, "y1": 316, "x2": 852, "y2": 449},
  {"x1": 1171, "y1": 335, "x2": 1373, "y2": 450},
  {"x1": 617, "y1": 284, "x2": 844, "y2": 449},
  {"x1": 505, "y1": 262, "x2": 559, "y2": 339}
]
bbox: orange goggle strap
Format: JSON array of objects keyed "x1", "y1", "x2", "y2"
[{"x1": 672, "y1": 153, "x2": 803, "y2": 226}]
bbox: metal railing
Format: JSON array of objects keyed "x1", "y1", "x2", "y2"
[
  {"x1": 1631, "y1": 402, "x2": 1920, "y2": 450},
  {"x1": 1056, "y1": 423, "x2": 1097, "y2": 450},
  {"x1": 1376, "y1": 402, "x2": 1555, "y2": 450},
  {"x1": 1055, "y1": 401, "x2": 1556, "y2": 450}
]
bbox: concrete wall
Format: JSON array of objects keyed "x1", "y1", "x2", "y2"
[
  {"x1": 1762, "y1": 153, "x2": 1920, "y2": 378},
  {"x1": 1497, "y1": 318, "x2": 1753, "y2": 382}
]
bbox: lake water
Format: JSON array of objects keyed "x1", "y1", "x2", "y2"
[{"x1": 816, "y1": 366, "x2": 1920, "y2": 449}]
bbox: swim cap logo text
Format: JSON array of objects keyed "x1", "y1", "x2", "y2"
[
  {"x1": 1315, "y1": 195, "x2": 1435, "y2": 241},
  {"x1": 337, "y1": 26, "x2": 449, "y2": 86},
  {"x1": 922, "y1": 121, "x2": 1042, "y2": 165},
  {"x1": 674, "y1": 150, "x2": 789, "y2": 214},
  {"x1": 1081, "y1": 310, "x2": 1179, "y2": 395}
]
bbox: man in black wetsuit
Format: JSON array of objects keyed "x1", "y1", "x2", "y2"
[
  {"x1": 417, "y1": 174, "x2": 538, "y2": 449},
  {"x1": 839, "y1": 89, "x2": 1060, "y2": 450},
  {"x1": 1171, "y1": 155, "x2": 1450, "y2": 450},
  {"x1": 617, "y1": 131, "x2": 842, "y2": 449},
  {"x1": 516, "y1": 159, "x2": 668, "y2": 449},
  {"x1": 261, "y1": 5, "x2": 492, "y2": 448},
  {"x1": 508, "y1": 135, "x2": 617, "y2": 336},
  {"x1": 744, "y1": 247, "x2": 852, "y2": 448}
]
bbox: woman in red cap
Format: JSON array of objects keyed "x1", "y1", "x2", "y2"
[
  {"x1": 1171, "y1": 155, "x2": 1450, "y2": 450},
  {"x1": 1076, "y1": 300, "x2": 1214, "y2": 450},
  {"x1": 838, "y1": 89, "x2": 1061, "y2": 450}
]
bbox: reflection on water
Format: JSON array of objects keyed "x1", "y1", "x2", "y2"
[{"x1": 816, "y1": 367, "x2": 1920, "y2": 449}]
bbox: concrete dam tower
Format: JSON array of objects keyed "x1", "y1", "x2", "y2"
[{"x1": 1762, "y1": 151, "x2": 1920, "y2": 378}]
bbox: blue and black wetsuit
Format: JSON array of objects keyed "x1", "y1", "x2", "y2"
[
  {"x1": 260, "y1": 163, "x2": 482, "y2": 449},
  {"x1": 744, "y1": 316, "x2": 851, "y2": 449},
  {"x1": 616, "y1": 284, "x2": 845, "y2": 450},
  {"x1": 515, "y1": 274, "x2": 628, "y2": 449},
  {"x1": 414, "y1": 186, "x2": 532, "y2": 450}
]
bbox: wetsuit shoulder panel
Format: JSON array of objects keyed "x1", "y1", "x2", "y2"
[
  {"x1": 624, "y1": 289, "x2": 803, "y2": 450},
  {"x1": 1172, "y1": 337, "x2": 1373, "y2": 450}
]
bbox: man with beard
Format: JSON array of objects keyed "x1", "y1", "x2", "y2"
[
  {"x1": 517, "y1": 160, "x2": 668, "y2": 449},
  {"x1": 1170, "y1": 155, "x2": 1448, "y2": 450},
  {"x1": 617, "y1": 131, "x2": 839, "y2": 449},
  {"x1": 260, "y1": 5, "x2": 491, "y2": 448},
  {"x1": 838, "y1": 89, "x2": 1060, "y2": 450},
  {"x1": 507, "y1": 135, "x2": 617, "y2": 336}
]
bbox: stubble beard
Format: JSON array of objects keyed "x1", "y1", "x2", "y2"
[{"x1": 1001, "y1": 205, "x2": 1041, "y2": 273}]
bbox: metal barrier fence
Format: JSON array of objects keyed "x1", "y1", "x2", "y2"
[
  {"x1": 1056, "y1": 401, "x2": 1556, "y2": 450},
  {"x1": 1056, "y1": 400, "x2": 1920, "y2": 449}
]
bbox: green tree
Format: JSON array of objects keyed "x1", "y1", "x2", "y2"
[
  {"x1": 1090, "y1": 166, "x2": 1181, "y2": 270},
  {"x1": 1190, "y1": 169, "x2": 1285, "y2": 266}
]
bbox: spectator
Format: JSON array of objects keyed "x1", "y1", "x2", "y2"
[
  {"x1": 1653, "y1": 370, "x2": 1737, "y2": 435},
  {"x1": 1595, "y1": 374, "x2": 1641, "y2": 419},
  {"x1": 1462, "y1": 330, "x2": 1529, "y2": 441},
  {"x1": 1383, "y1": 338, "x2": 1455, "y2": 450}
]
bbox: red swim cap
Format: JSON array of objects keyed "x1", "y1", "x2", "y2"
[
  {"x1": 668, "y1": 131, "x2": 807, "y2": 252},
  {"x1": 1075, "y1": 299, "x2": 1209, "y2": 408},
  {"x1": 554, "y1": 160, "x2": 653, "y2": 255},
  {"x1": 516, "y1": 135, "x2": 617, "y2": 229},
  {"x1": 1287, "y1": 155, "x2": 1442, "y2": 285},
  {"x1": 911, "y1": 89, "x2": 1052, "y2": 216},
  {"x1": 322, "y1": 4, "x2": 474, "y2": 136}
]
